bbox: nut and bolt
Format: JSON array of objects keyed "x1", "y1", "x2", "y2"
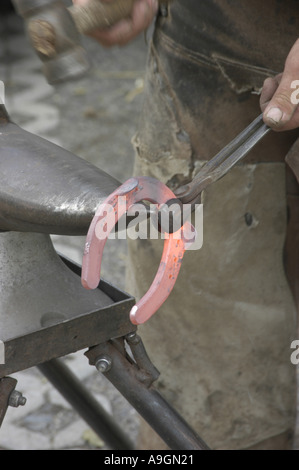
[
  {"x1": 8, "y1": 390, "x2": 27, "y2": 408},
  {"x1": 95, "y1": 355, "x2": 112, "y2": 373}
]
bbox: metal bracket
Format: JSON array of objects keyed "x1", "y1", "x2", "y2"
[
  {"x1": 85, "y1": 336, "x2": 209, "y2": 450},
  {"x1": 0, "y1": 377, "x2": 17, "y2": 427}
]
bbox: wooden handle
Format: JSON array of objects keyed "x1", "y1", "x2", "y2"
[{"x1": 69, "y1": 0, "x2": 137, "y2": 35}]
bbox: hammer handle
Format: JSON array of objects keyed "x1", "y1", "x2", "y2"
[{"x1": 69, "y1": 0, "x2": 137, "y2": 35}]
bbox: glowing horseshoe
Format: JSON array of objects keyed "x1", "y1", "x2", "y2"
[{"x1": 81, "y1": 177, "x2": 196, "y2": 325}]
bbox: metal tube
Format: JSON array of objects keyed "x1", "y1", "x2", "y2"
[
  {"x1": 94, "y1": 342, "x2": 210, "y2": 450},
  {"x1": 38, "y1": 358, "x2": 134, "y2": 450}
]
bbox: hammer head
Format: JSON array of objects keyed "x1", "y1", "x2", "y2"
[{"x1": 12, "y1": 0, "x2": 90, "y2": 85}]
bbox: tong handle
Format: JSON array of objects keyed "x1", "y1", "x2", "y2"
[{"x1": 176, "y1": 114, "x2": 270, "y2": 204}]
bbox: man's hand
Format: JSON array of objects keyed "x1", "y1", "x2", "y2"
[
  {"x1": 261, "y1": 38, "x2": 299, "y2": 131},
  {"x1": 72, "y1": 0, "x2": 158, "y2": 47}
]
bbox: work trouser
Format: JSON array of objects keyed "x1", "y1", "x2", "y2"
[{"x1": 127, "y1": 0, "x2": 299, "y2": 449}]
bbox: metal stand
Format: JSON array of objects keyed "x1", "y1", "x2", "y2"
[
  {"x1": 0, "y1": 231, "x2": 209, "y2": 450},
  {"x1": 0, "y1": 231, "x2": 136, "y2": 377},
  {"x1": 86, "y1": 336, "x2": 210, "y2": 450},
  {"x1": 38, "y1": 358, "x2": 134, "y2": 450}
]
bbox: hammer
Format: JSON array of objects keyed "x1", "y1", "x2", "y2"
[{"x1": 12, "y1": 0, "x2": 155, "y2": 84}]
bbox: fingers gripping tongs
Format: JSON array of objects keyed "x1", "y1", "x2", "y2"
[{"x1": 81, "y1": 114, "x2": 270, "y2": 326}]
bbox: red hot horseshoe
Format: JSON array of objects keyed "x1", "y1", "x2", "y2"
[{"x1": 81, "y1": 176, "x2": 196, "y2": 325}]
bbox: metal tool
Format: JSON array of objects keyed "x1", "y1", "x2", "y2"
[
  {"x1": 12, "y1": 0, "x2": 165, "y2": 84},
  {"x1": 81, "y1": 176, "x2": 196, "y2": 325},
  {"x1": 81, "y1": 115, "x2": 270, "y2": 324},
  {"x1": 12, "y1": 0, "x2": 137, "y2": 84},
  {"x1": 175, "y1": 114, "x2": 271, "y2": 205},
  {"x1": 0, "y1": 103, "x2": 120, "y2": 235}
]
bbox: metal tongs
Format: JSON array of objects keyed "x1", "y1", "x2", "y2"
[
  {"x1": 175, "y1": 114, "x2": 271, "y2": 205},
  {"x1": 81, "y1": 114, "x2": 271, "y2": 326}
]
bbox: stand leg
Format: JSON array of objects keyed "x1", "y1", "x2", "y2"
[
  {"x1": 38, "y1": 358, "x2": 134, "y2": 450},
  {"x1": 0, "y1": 377, "x2": 18, "y2": 427},
  {"x1": 86, "y1": 339, "x2": 210, "y2": 451}
]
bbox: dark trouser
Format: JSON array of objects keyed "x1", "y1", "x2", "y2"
[{"x1": 127, "y1": 0, "x2": 299, "y2": 449}]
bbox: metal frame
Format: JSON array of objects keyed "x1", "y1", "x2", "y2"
[
  {"x1": 85, "y1": 337, "x2": 209, "y2": 450},
  {"x1": 0, "y1": 251, "x2": 209, "y2": 450},
  {"x1": 0, "y1": 254, "x2": 136, "y2": 378}
]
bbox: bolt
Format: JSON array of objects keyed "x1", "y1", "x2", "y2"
[
  {"x1": 95, "y1": 355, "x2": 112, "y2": 373},
  {"x1": 125, "y1": 331, "x2": 140, "y2": 345},
  {"x1": 8, "y1": 390, "x2": 27, "y2": 408}
]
